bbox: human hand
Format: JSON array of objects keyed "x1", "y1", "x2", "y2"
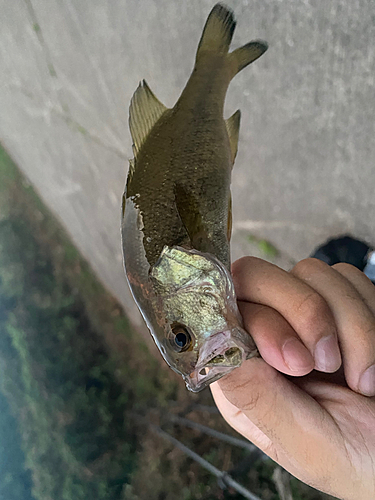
[{"x1": 211, "y1": 257, "x2": 375, "y2": 500}]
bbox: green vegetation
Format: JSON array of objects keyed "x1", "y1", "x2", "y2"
[
  {"x1": 0, "y1": 214, "x2": 134, "y2": 498},
  {"x1": 0, "y1": 144, "x2": 333, "y2": 500},
  {"x1": 0, "y1": 145, "x2": 178, "y2": 499},
  {"x1": 0, "y1": 391, "x2": 34, "y2": 500},
  {"x1": 247, "y1": 234, "x2": 279, "y2": 259}
]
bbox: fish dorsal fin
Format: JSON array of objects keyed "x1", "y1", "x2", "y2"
[
  {"x1": 129, "y1": 79, "x2": 168, "y2": 156},
  {"x1": 225, "y1": 109, "x2": 241, "y2": 163}
]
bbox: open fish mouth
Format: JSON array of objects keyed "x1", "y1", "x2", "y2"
[{"x1": 184, "y1": 330, "x2": 258, "y2": 392}]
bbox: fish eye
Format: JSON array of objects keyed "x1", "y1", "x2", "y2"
[{"x1": 170, "y1": 324, "x2": 192, "y2": 352}]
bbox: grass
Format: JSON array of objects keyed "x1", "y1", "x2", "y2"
[
  {"x1": 247, "y1": 234, "x2": 279, "y2": 259},
  {"x1": 0, "y1": 143, "x2": 335, "y2": 500},
  {"x1": 0, "y1": 145, "x2": 180, "y2": 499}
]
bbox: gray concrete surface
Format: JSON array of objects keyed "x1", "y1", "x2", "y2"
[{"x1": 1, "y1": 0, "x2": 375, "y2": 337}]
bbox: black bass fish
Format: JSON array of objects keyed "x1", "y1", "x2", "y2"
[{"x1": 122, "y1": 3, "x2": 267, "y2": 391}]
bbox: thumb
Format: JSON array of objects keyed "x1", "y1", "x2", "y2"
[
  {"x1": 214, "y1": 358, "x2": 346, "y2": 479},
  {"x1": 216, "y1": 358, "x2": 306, "y2": 444}
]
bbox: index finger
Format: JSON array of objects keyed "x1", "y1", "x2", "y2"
[{"x1": 232, "y1": 257, "x2": 341, "y2": 373}]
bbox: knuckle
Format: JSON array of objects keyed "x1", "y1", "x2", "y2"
[
  {"x1": 295, "y1": 290, "x2": 325, "y2": 315},
  {"x1": 290, "y1": 259, "x2": 335, "y2": 333},
  {"x1": 293, "y1": 291, "x2": 328, "y2": 325},
  {"x1": 292, "y1": 257, "x2": 329, "y2": 278},
  {"x1": 245, "y1": 304, "x2": 271, "y2": 323}
]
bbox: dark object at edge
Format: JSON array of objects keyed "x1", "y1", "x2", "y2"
[{"x1": 311, "y1": 235, "x2": 374, "y2": 284}]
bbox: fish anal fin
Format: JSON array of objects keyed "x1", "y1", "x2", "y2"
[
  {"x1": 225, "y1": 109, "x2": 241, "y2": 163},
  {"x1": 129, "y1": 79, "x2": 168, "y2": 157}
]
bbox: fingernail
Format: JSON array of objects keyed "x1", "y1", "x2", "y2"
[
  {"x1": 314, "y1": 334, "x2": 341, "y2": 372},
  {"x1": 359, "y1": 364, "x2": 375, "y2": 397},
  {"x1": 282, "y1": 338, "x2": 314, "y2": 372}
]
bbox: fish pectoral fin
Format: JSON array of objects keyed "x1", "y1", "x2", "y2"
[
  {"x1": 129, "y1": 79, "x2": 168, "y2": 157},
  {"x1": 174, "y1": 184, "x2": 208, "y2": 248},
  {"x1": 225, "y1": 110, "x2": 241, "y2": 164}
]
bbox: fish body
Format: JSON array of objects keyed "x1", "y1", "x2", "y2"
[{"x1": 122, "y1": 4, "x2": 267, "y2": 391}]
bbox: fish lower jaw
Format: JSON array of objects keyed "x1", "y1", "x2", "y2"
[
  {"x1": 185, "y1": 362, "x2": 240, "y2": 393},
  {"x1": 184, "y1": 331, "x2": 258, "y2": 392}
]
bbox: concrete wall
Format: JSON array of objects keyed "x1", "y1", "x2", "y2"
[{"x1": 1, "y1": 0, "x2": 375, "y2": 332}]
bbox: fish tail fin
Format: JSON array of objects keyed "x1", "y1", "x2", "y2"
[
  {"x1": 196, "y1": 4, "x2": 267, "y2": 78},
  {"x1": 227, "y1": 40, "x2": 268, "y2": 79},
  {"x1": 196, "y1": 4, "x2": 236, "y2": 57}
]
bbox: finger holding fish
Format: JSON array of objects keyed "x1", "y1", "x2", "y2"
[
  {"x1": 229, "y1": 256, "x2": 375, "y2": 397},
  {"x1": 237, "y1": 301, "x2": 315, "y2": 376},
  {"x1": 232, "y1": 257, "x2": 342, "y2": 374}
]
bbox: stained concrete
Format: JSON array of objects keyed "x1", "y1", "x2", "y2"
[{"x1": 1, "y1": 0, "x2": 375, "y2": 337}]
